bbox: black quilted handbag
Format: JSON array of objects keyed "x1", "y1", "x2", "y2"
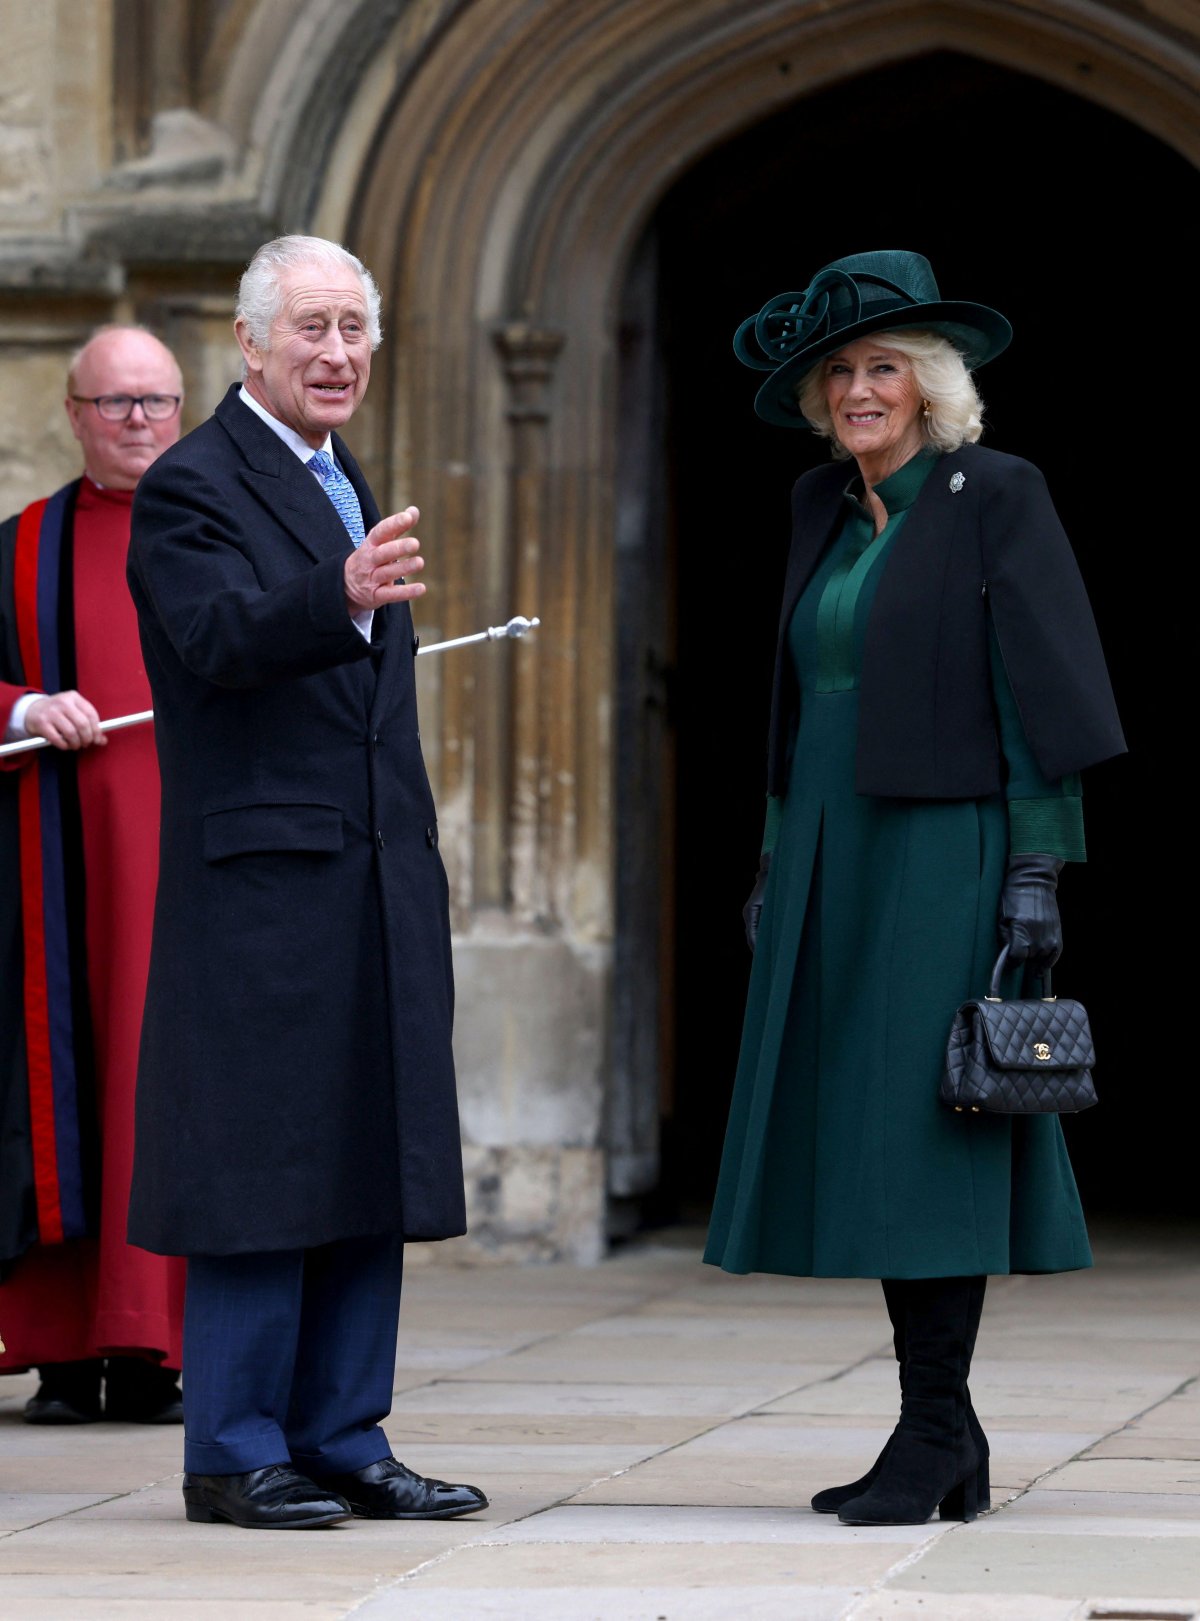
[{"x1": 942, "y1": 947, "x2": 1097, "y2": 1115}]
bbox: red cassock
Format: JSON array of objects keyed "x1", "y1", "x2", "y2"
[{"x1": 0, "y1": 478, "x2": 185, "y2": 1368}]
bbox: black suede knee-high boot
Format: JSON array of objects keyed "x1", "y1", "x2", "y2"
[
  {"x1": 838, "y1": 1276, "x2": 983, "y2": 1525},
  {"x1": 810, "y1": 1280, "x2": 907, "y2": 1513}
]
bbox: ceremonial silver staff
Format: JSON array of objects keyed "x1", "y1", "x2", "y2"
[{"x1": 0, "y1": 615, "x2": 541, "y2": 759}]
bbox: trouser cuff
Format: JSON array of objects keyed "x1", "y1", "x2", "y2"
[{"x1": 183, "y1": 1429, "x2": 290, "y2": 1476}]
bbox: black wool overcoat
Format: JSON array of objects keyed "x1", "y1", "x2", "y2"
[
  {"x1": 125, "y1": 386, "x2": 465, "y2": 1256},
  {"x1": 766, "y1": 443, "x2": 1126, "y2": 799}
]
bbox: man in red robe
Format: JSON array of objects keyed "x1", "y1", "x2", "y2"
[{"x1": 0, "y1": 326, "x2": 187, "y2": 1423}]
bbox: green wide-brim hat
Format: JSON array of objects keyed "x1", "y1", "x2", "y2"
[{"x1": 734, "y1": 249, "x2": 1012, "y2": 429}]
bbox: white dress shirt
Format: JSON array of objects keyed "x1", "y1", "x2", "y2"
[{"x1": 5, "y1": 691, "x2": 41, "y2": 741}]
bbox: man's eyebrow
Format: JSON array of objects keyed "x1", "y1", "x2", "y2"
[{"x1": 287, "y1": 297, "x2": 367, "y2": 317}]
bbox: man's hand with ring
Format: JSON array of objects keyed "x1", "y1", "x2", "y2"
[
  {"x1": 24, "y1": 690, "x2": 107, "y2": 751},
  {"x1": 344, "y1": 505, "x2": 427, "y2": 615}
]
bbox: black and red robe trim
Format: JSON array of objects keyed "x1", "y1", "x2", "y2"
[{"x1": 0, "y1": 482, "x2": 98, "y2": 1272}]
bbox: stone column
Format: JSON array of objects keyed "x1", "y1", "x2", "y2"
[{"x1": 492, "y1": 323, "x2": 564, "y2": 921}]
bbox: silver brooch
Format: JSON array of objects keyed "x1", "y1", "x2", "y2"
[{"x1": 949, "y1": 471, "x2": 966, "y2": 493}]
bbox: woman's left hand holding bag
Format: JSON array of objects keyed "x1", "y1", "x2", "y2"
[{"x1": 998, "y1": 853, "x2": 1064, "y2": 969}]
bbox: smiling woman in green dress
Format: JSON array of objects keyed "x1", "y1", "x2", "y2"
[{"x1": 704, "y1": 251, "x2": 1126, "y2": 1527}]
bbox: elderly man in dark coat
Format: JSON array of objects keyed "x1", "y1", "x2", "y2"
[{"x1": 126, "y1": 234, "x2": 487, "y2": 1530}]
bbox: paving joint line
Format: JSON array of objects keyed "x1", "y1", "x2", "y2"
[
  {"x1": 0, "y1": 1468, "x2": 184, "y2": 1542},
  {"x1": 993, "y1": 1368, "x2": 1200, "y2": 1509}
]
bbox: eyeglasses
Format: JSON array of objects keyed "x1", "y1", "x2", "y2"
[{"x1": 70, "y1": 394, "x2": 182, "y2": 422}]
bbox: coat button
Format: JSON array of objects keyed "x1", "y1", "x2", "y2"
[
  {"x1": 376, "y1": 830, "x2": 386, "y2": 850},
  {"x1": 425, "y1": 826, "x2": 437, "y2": 848},
  {"x1": 372, "y1": 731, "x2": 380, "y2": 748}
]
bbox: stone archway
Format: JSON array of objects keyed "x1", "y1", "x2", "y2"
[
  {"x1": 281, "y1": 0, "x2": 1197, "y2": 1254},
  {"x1": 322, "y1": 0, "x2": 1195, "y2": 922}
]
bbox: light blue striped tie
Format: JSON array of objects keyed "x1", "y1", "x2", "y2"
[{"x1": 308, "y1": 449, "x2": 365, "y2": 548}]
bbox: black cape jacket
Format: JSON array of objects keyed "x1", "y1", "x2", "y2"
[{"x1": 766, "y1": 443, "x2": 1126, "y2": 799}]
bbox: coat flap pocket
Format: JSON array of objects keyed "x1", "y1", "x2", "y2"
[
  {"x1": 203, "y1": 802, "x2": 345, "y2": 862},
  {"x1": 975, "y1": 997, "x2": 1095, "y2": 1071}
]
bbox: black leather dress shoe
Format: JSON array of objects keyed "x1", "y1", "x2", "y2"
[
  {"x1": 182, "y1": 1465, "x2": 352, "y2": 1528},
  {"x1": 23, "y1": 1360, "x2": 103, "y2": 1425},
  {"x1": 316, "y1": 1456, "x2": 488, "y2": 1520},
  {"x1": 24, "y1": 1393, "x2": 100, "y2": 1425}
]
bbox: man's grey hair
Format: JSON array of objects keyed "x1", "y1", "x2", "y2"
[{"x1": 235, "y1": 235, "x2": 383, "y2": 356}]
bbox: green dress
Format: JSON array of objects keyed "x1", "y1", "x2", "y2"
[{"x1": 704, "y1": 451, "x2": 1092, "y2": 1281}]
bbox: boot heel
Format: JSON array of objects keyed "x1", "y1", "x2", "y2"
[
  {"x1": 976, "y1": 1456, "x2": 991, "y2": 1512},
  {"x1": 184, "y1": 1502, "x2": 221, "y2": 1523},
  {"x1": 938, "y1": 1469, "x2": 979, "y2": 1523}
]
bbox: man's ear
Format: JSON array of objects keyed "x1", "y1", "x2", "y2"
[
  {"x1": 64, "y1": 396, "x2": 86, "y2": 444},
  {"x1": 234, "y1": 317, "x2": 263, "y2": 375}
]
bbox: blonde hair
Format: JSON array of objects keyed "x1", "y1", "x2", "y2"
[{"x1": 796, "y1": 329, "x2": 984, "y2": 458}]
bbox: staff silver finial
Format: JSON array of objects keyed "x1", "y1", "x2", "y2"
[{"x1": 416, "y1": 614, "x2": 541, "y2": 656}]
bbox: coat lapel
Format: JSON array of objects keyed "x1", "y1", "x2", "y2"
[
  {"x1": 211, "y1": 388, "x2": 410, "y2": 717},
  {"x1": 215, "y1": 387, "x2": 354, "y2": 567}
]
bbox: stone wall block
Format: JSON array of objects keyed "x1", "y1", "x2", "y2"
[
  {"x1": 408, "y1": 1143, "x2": 605, "y2": 1265},
  {"x1": 451, "y1": 934, "x2": 607, "y2": 1149}
]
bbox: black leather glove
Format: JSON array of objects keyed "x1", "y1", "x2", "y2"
[
  {"x1": 998, "y1": 852, "x2": 1064, "y2": 970},
  {"x1": 743, "y1": 851, "x2": 772, "y2": 954}
]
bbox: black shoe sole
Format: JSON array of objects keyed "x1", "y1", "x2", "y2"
[
  {"x1": 23, "y1": 1406, "x2": 100, "y2": 1426},
  {"x1": 184, "y1": 1503, "x2": 351, "y2": 1529}
]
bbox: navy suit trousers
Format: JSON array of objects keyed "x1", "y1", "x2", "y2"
[{"x1": 182, "y1": 1233, "x2": 404, "y2": 1476}]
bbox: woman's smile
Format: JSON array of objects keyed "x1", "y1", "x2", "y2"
[{"x1": 823, "y1": 336, "x2": 925, "y2": 484}]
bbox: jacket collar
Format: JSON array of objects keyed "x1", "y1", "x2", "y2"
[{"x1": 214, "y1": 384, "x2": 356, "y2": 566}]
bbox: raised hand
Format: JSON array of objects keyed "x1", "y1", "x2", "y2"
[{"x1": 343, "y1": 505, "x2": 427, "y2": 614}]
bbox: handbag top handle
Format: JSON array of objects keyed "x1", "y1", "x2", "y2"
[{"x1": 988, "y1": 945, "x2": 1054, "y2": 1001}]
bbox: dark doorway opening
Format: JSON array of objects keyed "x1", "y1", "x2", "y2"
[{"x1": 611, "y1": 50, "x2": 1197, "y2": 1237}]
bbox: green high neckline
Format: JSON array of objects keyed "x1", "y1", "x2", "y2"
[{"x1": 845, "y1": 448, "x2": 937, "y2": 518}]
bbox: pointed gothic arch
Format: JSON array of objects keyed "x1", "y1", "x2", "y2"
[{"x1": 278, "y1": 0, "x2": 1197, "y2": 931}]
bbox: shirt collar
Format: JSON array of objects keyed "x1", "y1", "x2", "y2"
[{"x1": 238, "y1": 385, "x2": 332, "y2": 464}]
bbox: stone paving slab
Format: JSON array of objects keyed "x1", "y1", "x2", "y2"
[
  {"x1": 886, "y1": 1528, "x2": 1200, "y2": 1600},
  {"x1": 384, "y1": 1413, "x2": 706, "y2": 1446},
  {"x1": 390, "y1": 1376, "x2": 793, "y2": 1416},
  {"x1": 445, "y1": 1349, "x2": 848, "y2": 1387},
  {"x1": 968, "y1": 1488, "x2": 1200, "y2": 1534},
  {"x1": 472, "y1": 1503, "x2": 936, "y2": 1547},
  {"x1": 0, "y1": 1598, "x2": 355, "y2": 1621},
  {"x1": 0, "y1": 1222, "x2": 1197, "y2": 1621},
  {"x1": 356, "y1": 1583, "x2": 863, "y2": 1619},
  {"x1": 844, "y1": 1597, "x2": 1080, "y2": 1620},
  {"x1": 1046, "y1": 1458, "x2": 1200, "y2": 1494}
]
